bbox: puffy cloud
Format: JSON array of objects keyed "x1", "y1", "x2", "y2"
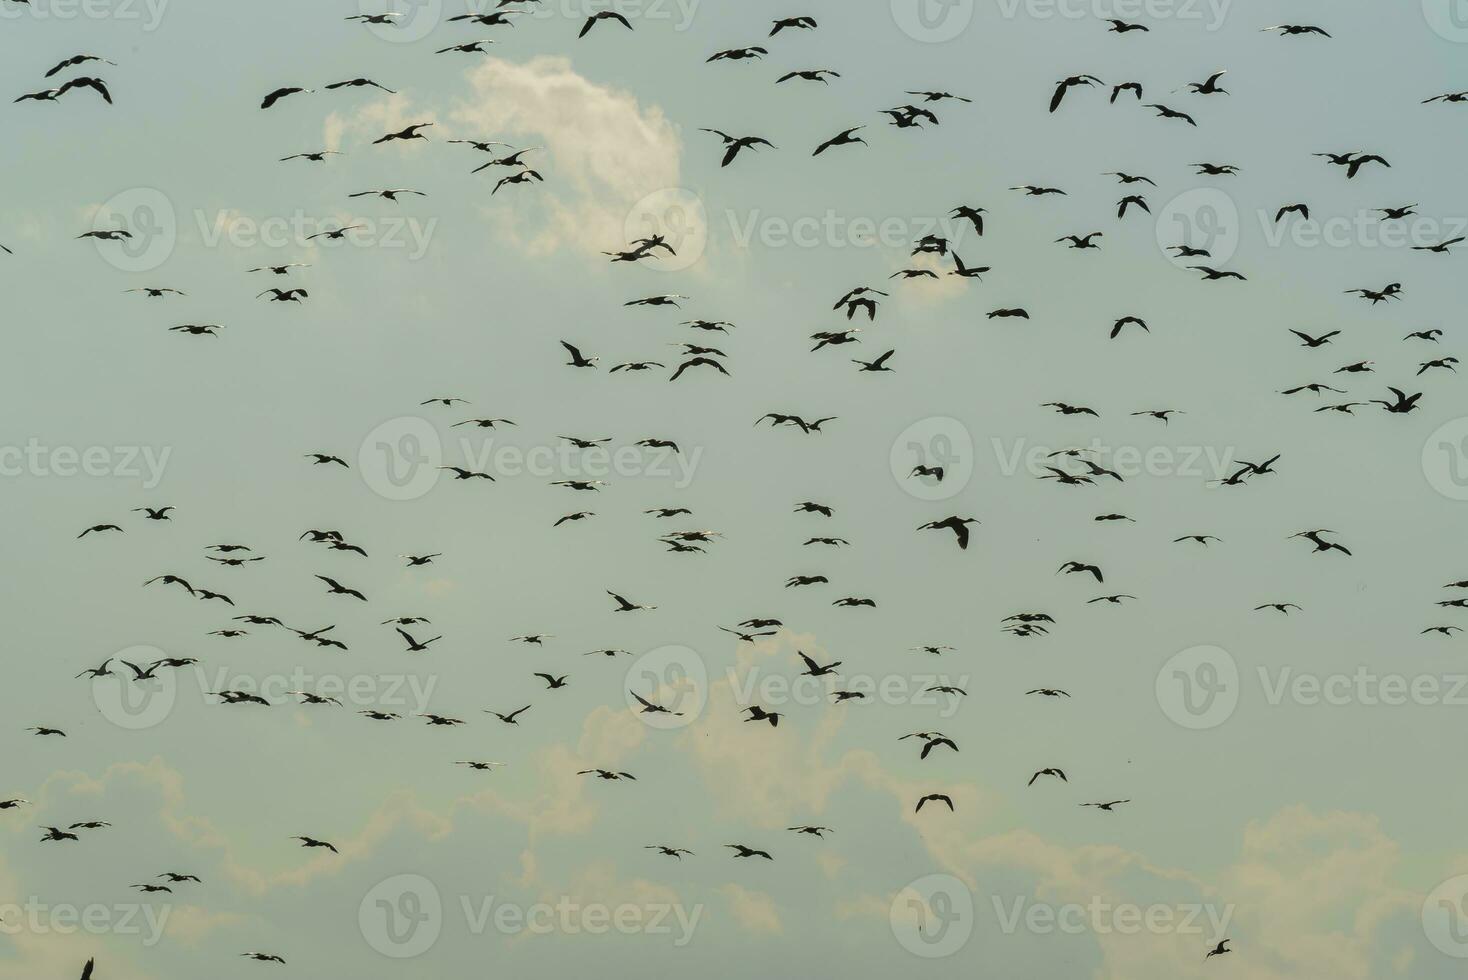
[
  {"x1": 449, "y1": 56, "x2": 696, "y2": 257},
  {"x1": 719, "y1": 884, "x2": 782, "y2": 935}
]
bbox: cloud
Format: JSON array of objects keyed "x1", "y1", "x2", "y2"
[
  {"x1": 323, "y1": 93, "x2": 426, "y2": 154},
  {"x1": 449, "y1": 56, "x2": 695, "y2": 257},
  {"x1": 719, "y1": 884, "x2": 782, "y2": 935}
]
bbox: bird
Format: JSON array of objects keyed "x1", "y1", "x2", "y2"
[
  {"x1": 1413, "y1": 237, "x2": 1464, "y2": 254},
  {"x1": 700, "y1": 128, "x2": 777, "y2": 167},
  {"x1": 348, "y1": 189, "x2": 426, "y2": 201},
  {"x1": 1058, "y1": 561, "x2": 1104, "y2": 582},
  {"x1": 1050, "y1": 75, "x2": 1103, "y2": 112},
  {"x1": 608, "y1": 591, "x2": 656, "y2": 612},
  {"x1": 260, "y1": 86, "x2": 311, "y2": 109},
  {"x1": 1028, "y1": 768, "x2": 1067, "y2": 785},
  {"x1": 779, "y1": 69, "x2": 840, "y2": 84},
  {"x1": 488, "y1": 706, "x2": 531, "y2": 725},
  {"x1": 1262, "y1": 24, "x2": 1329, "y2": 36},
  {"x1": 814, "y1": 127, "x2": 867, "y2": 156},
  {"x1": 918, "y1": 517, "x2": 980, "y2": 550},
  {"x1": 771, "y1": 16, "x2": 817, "y2": 34},
  {"x1": 726, "y1": 844, "x2": 773, "y2": 859},
  {"x1": 396, "y1": 629, "x2": 441, "y2": 652},
  {"x1": 579, "y1": 11, "x2": 633, "y2": 36},
  {"x1": 707, "y1": 46, "x2": 768, "y2": 63},
  {"x1": 316, "y1": 575, "x2": 367, "y2": 601},
  {"x1": 1143, "y1": 103, "x2": 1196, "y2": 125},
  {"x1": 915, "y1": 794, "x2": 954, "y2": 812},
  {"x1": 1291, "y1": 530, "x2": 1352, "y2": 555},
  {"x1": 17, "y1": 77, "x2": 113, "y2": 104}
]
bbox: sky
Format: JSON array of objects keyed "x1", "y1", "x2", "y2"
[{"x1": 4, "y1": 0, "x2": 1468, "y2": 977}]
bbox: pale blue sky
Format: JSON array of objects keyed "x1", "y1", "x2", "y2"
[{"x1": 3, "y1": 0, "x2": 1468, "y2": 977}]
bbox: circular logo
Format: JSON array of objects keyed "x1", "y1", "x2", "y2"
[
  {"x1": 91, "y1": 645, "x2": 177, "y2": 730},
  {"x1": 359, "y1": 874, "x2": 443, "y2": 958},
  {"x1": 890, "y1": 417, "x2": 974, "y2": 501},
  {"x1": 1156, "y1": 645, "x2": 1239, "y2": 730},
  {"x1": 1424, "y1": 875, "x2": 1468, "y2": 957},
  {"x1": 1422, "y1": 418, "x2": 1468, "y2": 500},
  {"x1": 890, "y1": 873, "x2": 974, "y2": 957},
  {"x1": 624, "y1": 188, "x2": 708, "y2": 273},
  {"x1": 358, "y1": 0, "x2": 443, "y2": 43},
  {"x1": 1155, "y1": 188, "x2": 1239, "y2": 269},
  {"x1": 91, "y1": 188, "x2": 176, "y2": 273},
  {"x1": 623, "y1": 645, "x2": 708, "y2": 730},
  {"x1": 1423, "y1": 0, "x2": 1468, "y2": 41},
  {"x1": 891, "y1": 0, "x2": 975, "y2": 42},
  {"x1": 358, "y1": 417, "x2": 443, "y2": 501}
]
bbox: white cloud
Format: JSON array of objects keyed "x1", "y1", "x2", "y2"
[{"x1": 449, "y1": 56, "x2": 695, "y2": 257}]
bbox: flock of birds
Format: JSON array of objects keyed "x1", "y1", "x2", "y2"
[{"x1": 6, "y1": 4, "x2": 1467, "y2": 974}]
